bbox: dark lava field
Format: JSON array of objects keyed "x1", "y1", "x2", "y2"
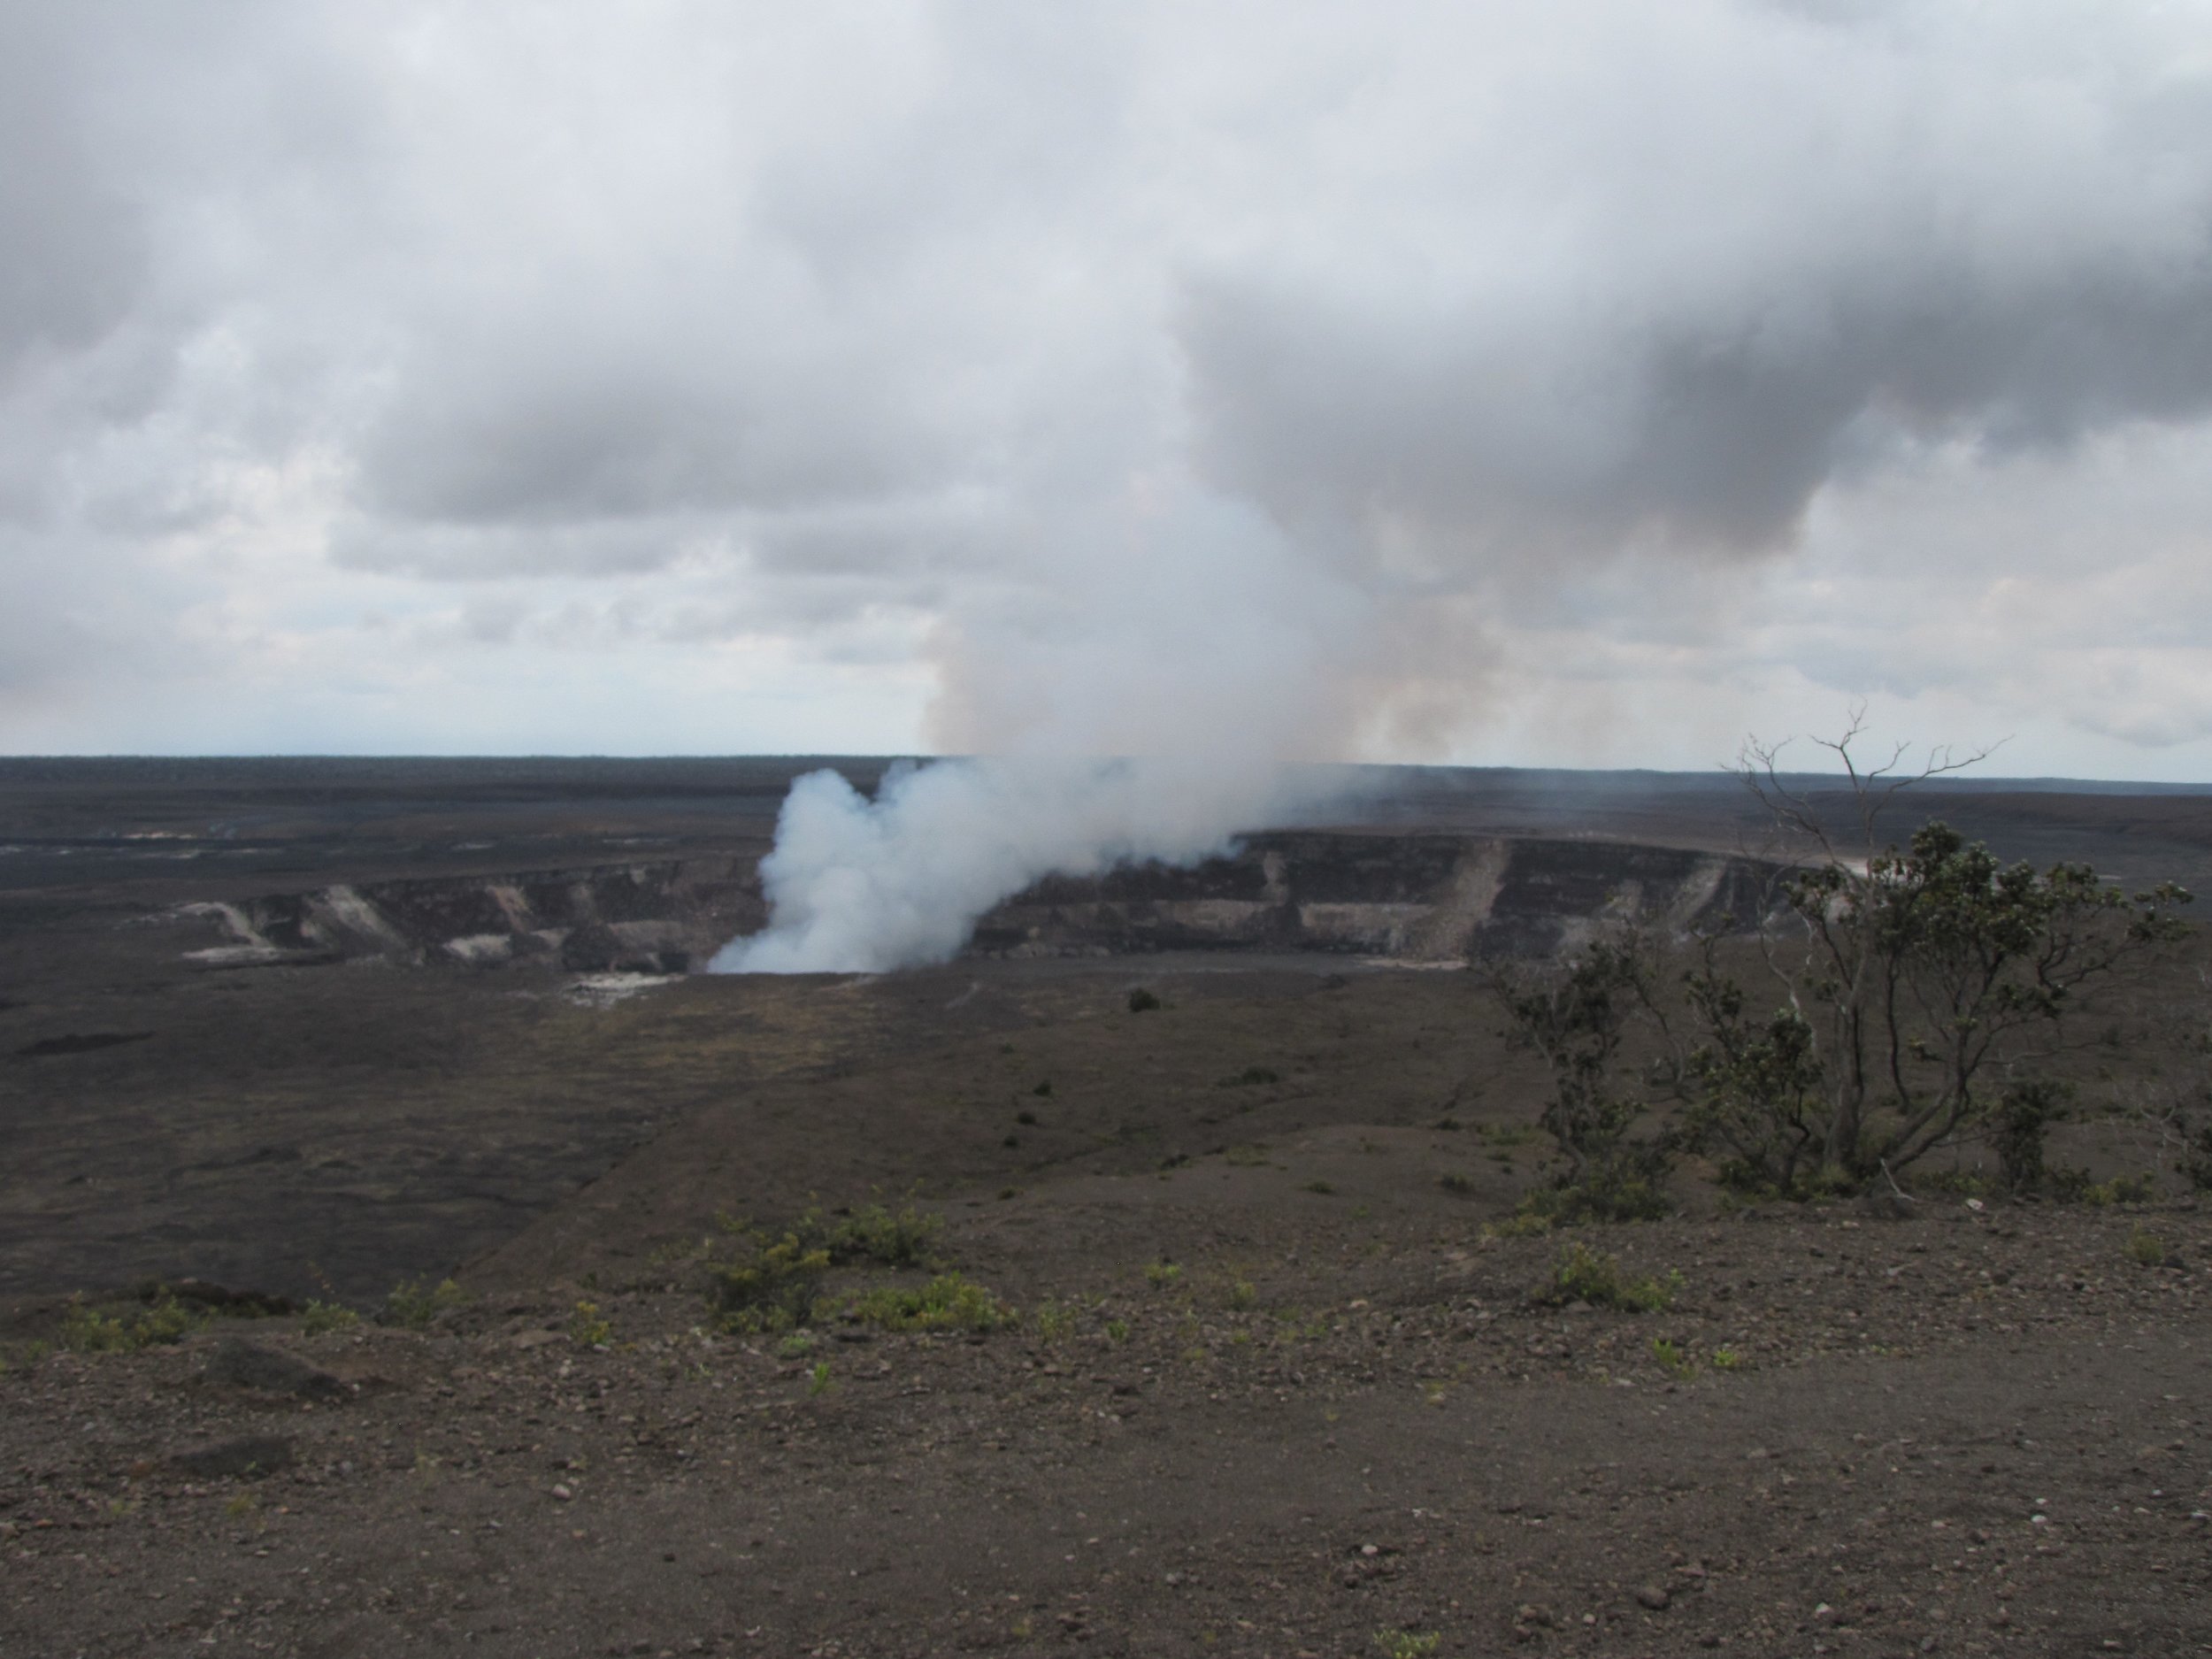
[{"x1": 2, "y1": 757, "x2": 2208, "y2": 1658}]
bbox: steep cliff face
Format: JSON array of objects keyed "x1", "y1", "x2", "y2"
[{"x1": 971, "y1": 832, "x2": 1778, "y2": 961}]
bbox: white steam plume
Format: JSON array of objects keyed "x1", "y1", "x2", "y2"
[
  {"x1": 713, "y1": 480, "x2": 1363, "y2": 975},
  {"x1": 711, "y1": 755, "x2": 1319, "y2": 974}
]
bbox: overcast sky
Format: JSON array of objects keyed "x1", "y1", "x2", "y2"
[{"x1": 7, "y1": 1, "x2": 2212, "y2": 777}]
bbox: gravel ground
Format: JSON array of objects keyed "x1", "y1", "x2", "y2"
[{"x1": 4, "y1": 1201, "x2": 2205, "y2": 1658}]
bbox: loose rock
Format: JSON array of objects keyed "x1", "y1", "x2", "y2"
[{"x1": 201, "y1": 1336, "x2": 348, "y2": 1401}]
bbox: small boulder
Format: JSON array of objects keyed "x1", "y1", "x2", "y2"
[
  {"x1": 1637, "y1": 1585, "x2": 1672, "y2": 1611},
  {"x1": 1859, "y1": 1187, "x2": 1917, "y2": 1221},
  {"x1": 202, "y1": 1337, "x2": 348, "y2": 1401}
]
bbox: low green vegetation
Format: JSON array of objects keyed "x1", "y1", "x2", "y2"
[
  {"x1": 2126, "y1": 1226, "x2": 2170, "y2": 1266},
  {"x1": 382, "y1": 1277, "x2": 470, "y2": 1329},
  {"x1": 844, "y1": 1273, "x2": 1013, "y2": 1333},
  {"x1": 1533, "y1": 1241, "x2": 1680, "y2": 1312},
  {"x1": 2058, "y1": 1171, "x2": 2157, "y2": 1206},
  {"x1": 707, "y1": 1235, "x2": 832, "y2": 1333},
  {"x1": 1376, "y1": 1629, "x2": 1440, "y2": 1659},
  {"x1": 1472, "y1": 1122, "x2": 1538, "y2": 1149},
  {"x1": 1126, "y1": 987, "x2": 1161, "y2": 1013},
  {"x1": 301, "y1": 1299, "x2": 358, "y2": 1335},
  {"x1": 707, "y1": 1201, "x2": 1007, "y2": 1337},
  {"x1": 1489, "y1": 1160, "x2": 1672, "y2": 1237},
  {"x1": 568, "y1": 1299, "x2": 612, "y2": 1348},
  {"x1": 60, "y1": 1293, "x2": 198, "y2": 1355},
  {"x1": 783, "y1": 1202, "x2": 942, "y2": 1269}
]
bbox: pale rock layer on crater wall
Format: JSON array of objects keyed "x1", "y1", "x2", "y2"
[{"x1": 168, "y1": 833, "x2": 1777, "y2": 972}]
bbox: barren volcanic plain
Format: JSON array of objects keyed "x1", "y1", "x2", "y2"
[{"x1": 3, "y1": 757, "x2": 2209, "y2": 1657}]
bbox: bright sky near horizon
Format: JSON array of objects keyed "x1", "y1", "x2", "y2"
[{"x1": 9, "y1": 3, "x2": 2212, "y2": 778}]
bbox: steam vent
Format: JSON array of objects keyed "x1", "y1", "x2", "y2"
[{"x1": 173, "y1": 832, "x2": 1778, "y2": 972}]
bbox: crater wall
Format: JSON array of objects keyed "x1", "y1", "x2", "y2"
[
  {"x1": 175, "y1": 857, "x2": 762, "y2": 973},
  {"x1": 972, "y1": 831, "x2": 1781, "y2": 962},
  {"x1": 168, "y1": 832, "x2": 1783, "y2": 972}
]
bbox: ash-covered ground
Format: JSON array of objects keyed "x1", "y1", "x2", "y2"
[{"x1": 2, "y1": 758, "x2": 2208, "y2": 1656}]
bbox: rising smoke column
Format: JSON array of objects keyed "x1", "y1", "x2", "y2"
[{"x1": 712, "y1": 755, "x2": 1316, "y2": 973}]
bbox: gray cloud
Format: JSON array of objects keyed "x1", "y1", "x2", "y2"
[
  {"x1": 5, "y1": 2, "x2": 2212, "y2": 770},
  {"x1": 0, "y1": 11, "x2": 149, "y2": 375},
  {"x1": 1179, "y1": 6, "x2": 2212, "y2": 562}
]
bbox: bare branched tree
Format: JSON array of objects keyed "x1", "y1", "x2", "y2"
[
  {"x1": 1697, "y1": 710, "x2": 2191, "y2": 1187},
  {"x1": 1490, "y1": 709, "x2": 2195, "y2": 1202}
]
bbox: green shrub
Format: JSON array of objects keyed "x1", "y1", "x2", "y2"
[
  {"x1": 1491, "y1": 1161, "x2": 1671, "y2": 1234},
  {"x1": 708, "y1": 1235, "x2": 832, "y2": 1333},
  {"x1": 1376, "y1": 1630, "x2": 1440, "y2": 1659},
  {"x1": 2125, "y1": 1226, "x2": 2169, "y2": 1266},
  {"x1": 1533, "y1": 1242, "x2": 1679, "y2": 1313},
  {"x1": 1651, "y1": 1337, "x2": 1696, "y2": 1379},
  {"x1": 1142, "y1": 1259, "x2": 1182, "y2": 1287},
  {"x1": 60, "y1": 1294, "x2": 199, "y2": 1355},
  {"x1": 1032, "y1": 1300, "x2": 1078, "y2": 1340},
  {"x1": 844, "y1": 1273, "x2": 1013, "y2": 1333},
  {"x1": 568, "y1": 1300, "x2": 612, "y2": 1348},
  {"x1": 301, "y1": 1299, "x2": 358, "y2": 1336},
  {"x1": 1484, "y1": 1208, "x2": 1555, "y2": 1240},
  {"x1": 382, "y1": 1278, "x2": 469, "y2": 1329},
  {"x1": 1126, "y1": 987, "x2": 1161, "y2": 1013},
  {"x1": 2050, "y1": 1170, "x2": 2156, "y2": 1206},
  {"x1": 763, "y1": 1203, "x2": 941, "y2": 1268}
]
